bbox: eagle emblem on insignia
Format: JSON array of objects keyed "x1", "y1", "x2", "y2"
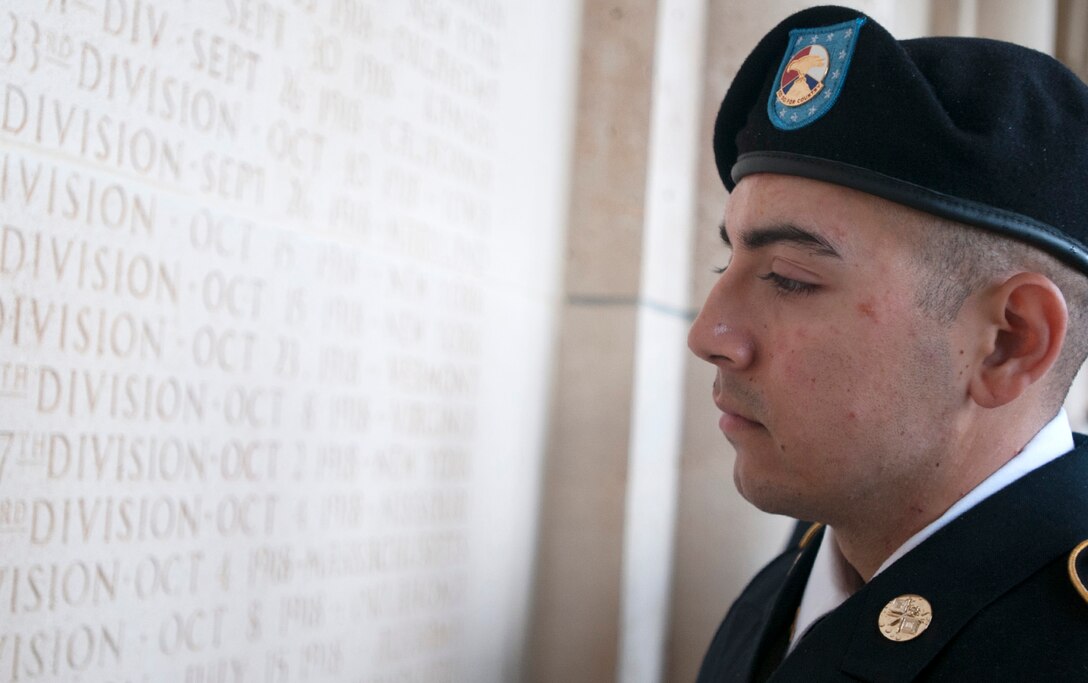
[
  {"x1": 776, "y1": 46, "x2": 829, "y2": 106},
  {"x1": 767, "y1": 18, "x2": 866, "y2": 131}
]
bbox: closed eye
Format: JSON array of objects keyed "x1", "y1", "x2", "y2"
[{"x1": 759, "y1": 272, "x2": 818, "y2": 295}]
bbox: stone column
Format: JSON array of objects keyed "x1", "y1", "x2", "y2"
[
  {"x1": 527, "y1": 1, "x2": 660, "y2": 681},
  {"x1": 976, "y1": 0, "x2": 1057, "y2": 53},
  {"x1": 527, "y1": 0, "x2": 707, "y2": 680},
  {"x1": 1057, "y1": 0, "x2": 1088, "y2": 81},
  {"x1": 616, "y1": 0, "x2": 707, "y2": 680},
  {"x1": 930, "y1": 0, "x2": 979, "y2": 36}
]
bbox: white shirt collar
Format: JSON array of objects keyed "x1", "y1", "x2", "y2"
[{"x1": 788, "y1": 409, "x2": 1073, "y2": 652}]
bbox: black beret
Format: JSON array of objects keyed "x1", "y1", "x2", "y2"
[{"x1": 714, "y1": 5, "x2": 1088, "y2": 274}]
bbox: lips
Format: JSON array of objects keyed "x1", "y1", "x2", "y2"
[
  {"x1": 713, "y1": 382, "x2": 764, "y2": 435},
  {"x1": 718, "y1": 409, "x2": 763, "y2": 434}
]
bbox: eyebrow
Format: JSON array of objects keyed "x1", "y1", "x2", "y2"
[{"x1": 719, "y1": 222, "x2": 842, "y2": 259}]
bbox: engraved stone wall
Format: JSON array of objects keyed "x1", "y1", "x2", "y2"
[{"x1": 0, "y1": 1, "x2": 578, "y2": 680}]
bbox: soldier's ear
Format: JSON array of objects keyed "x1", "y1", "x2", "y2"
[{"x1": 968, "y1": 273, "x2": 1067, "y2": 408}]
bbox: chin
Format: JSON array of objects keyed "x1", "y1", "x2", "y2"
[
  {"x1": 733, "y1": 465, "x2": 779, "y2": 511},
  {"x1": 733, "y1": 464, "x2": 818, "y2": 520}
]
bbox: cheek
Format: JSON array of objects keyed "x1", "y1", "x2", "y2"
[
  {"x1": 776, "y1": 325, "x2": 847, "y2": 386},
  {"x1": 773, "y1": 326, "x2": 881, "y2": 419},
  {"x1": 855, "y1": 291, "x2": 905, "y2": 329},
  {"x1": 856, "y1": 300, "x2": 879, "y2": 322}
]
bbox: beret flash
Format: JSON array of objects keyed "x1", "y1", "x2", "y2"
[{"x1": 714, "y1": 5, "x2": 1088, "y2": 274}]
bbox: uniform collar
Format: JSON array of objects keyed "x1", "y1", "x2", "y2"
[
  {"x1": 789, "y1": 410, "x2": 1073, "y2": 653},
  {"x1": 777, "y1": 434, "x2": 1088, "y2": 682},
  {"x1": 875, "y1": 409, "x2": 1073, "y2": 576}
]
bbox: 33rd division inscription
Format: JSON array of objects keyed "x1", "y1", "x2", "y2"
[{"x1": 0, "y1": 0, "x2": 507, "y2": 680}]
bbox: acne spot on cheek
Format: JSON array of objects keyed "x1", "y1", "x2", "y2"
[{"x1": 857, "y1": 300, "x2": 879, "y2": 322}]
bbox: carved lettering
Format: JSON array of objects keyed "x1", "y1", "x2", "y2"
[{"x1": 3, "y1": 0, "x2": 513, "y2": 677}]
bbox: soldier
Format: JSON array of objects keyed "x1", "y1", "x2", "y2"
[{"x1": 688, "y1": 5, "x2": 1088, "y2": 681}]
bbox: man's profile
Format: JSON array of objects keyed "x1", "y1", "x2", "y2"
[{"x1": 690, "y1": 6, "x2": 1088, "y2": 680}]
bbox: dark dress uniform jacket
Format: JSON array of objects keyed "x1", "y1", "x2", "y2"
[{"x1": 697, "y1": 435, "x2": 1088, "y2": 682}]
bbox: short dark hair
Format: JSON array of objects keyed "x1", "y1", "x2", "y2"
[{"x1": 905, "y1": 211, "x2": 1088, "y2": 406}]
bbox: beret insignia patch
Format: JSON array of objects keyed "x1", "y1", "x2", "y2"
[{"x1": 768, "y1": 18, "x2": 866, "y2": 130}]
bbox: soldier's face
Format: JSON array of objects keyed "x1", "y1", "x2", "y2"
[{"x1": 688, "y1": 174, "x2": 969, "y2": 527}]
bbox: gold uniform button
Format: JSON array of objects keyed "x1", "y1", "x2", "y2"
[{"x1": 878, "y1": 594, "x2": 933, "y2": 642}]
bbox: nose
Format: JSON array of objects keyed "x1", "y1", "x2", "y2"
[{"x1": 688, "y1": 277, "x2": 755, "y2": 370}]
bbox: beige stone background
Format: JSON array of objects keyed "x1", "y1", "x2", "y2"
[{"x1": 2, "y1": 1, "x2": 1087, "y2": 682}]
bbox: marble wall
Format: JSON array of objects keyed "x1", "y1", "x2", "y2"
[{"x1": 0, "y1": 1, "x2": 578, "y2": 681}]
